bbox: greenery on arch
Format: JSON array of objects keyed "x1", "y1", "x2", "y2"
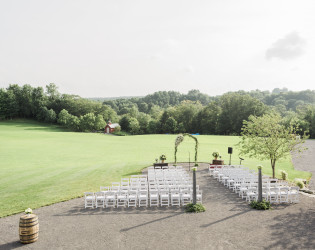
[{"x1": 174, "y1": 133, "x2": 199, "y2": 165}]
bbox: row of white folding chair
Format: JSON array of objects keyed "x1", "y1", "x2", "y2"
[
  {"x1": 101, "y1": 186, "x2": 148, "y2": 194},
  {"x1": 148, "y1": 189, "x2": 202, "y2": 206},
  {"x1": 148, "y1": 180, "x2": 192, "y2": 187},
  {"x1": 210, "y1": 166, "x2": 299, "y2": 204},
  {"x1": 237, "y1": 182, "x2": 298, "y2": 203},
  {"x1": 245, "y1": 186, "x2": 299, "y2": 203},
  {"x1": 87, "y1": 191, "x2": 149, "y2": 208},
  {"x1": 149, "y1": 185, "x2": 198, "y2": 192},
  {"x1": 149, "y1": 173, "x2": 189, "y2": 179}
]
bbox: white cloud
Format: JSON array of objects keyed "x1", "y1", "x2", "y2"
[{"x1": 265, "y1": 31, "x2": 306, "y2": 60}]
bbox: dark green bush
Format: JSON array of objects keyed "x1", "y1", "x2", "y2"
[
  {"x1": 250, "y1": 200, "x2": 271, "y2": 210},
  {"x1": 296, "y1": 180, "x2": 305, "y2": 189},
  {"x1": 185, "y1": 203, "x2": 206, "y2": 213}
]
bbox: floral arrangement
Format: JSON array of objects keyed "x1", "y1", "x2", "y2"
[
  {"x1": 160, "y1": 155, "x2": 166, "y2": 161},
  {"x1": 25, "y1": 208, "x2": 33, "y2": 214},
  {"x1": 212, "y1": 152, "x2": 220, "y2": 159},
  {"x1": 155, "y1": 158, "x2": 158, "y2": 163}
]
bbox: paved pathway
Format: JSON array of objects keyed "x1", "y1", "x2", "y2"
[{"x1": 1, "y1": 164, "x2": 315, "y2": 250}]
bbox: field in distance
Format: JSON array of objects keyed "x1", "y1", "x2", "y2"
[{"x1": 0, "y1": 120, "x2": 311, "y2": 217}]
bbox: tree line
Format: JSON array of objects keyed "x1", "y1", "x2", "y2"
[{"x1": 1, "y1": 84, "x2": 315, "y2": 138}]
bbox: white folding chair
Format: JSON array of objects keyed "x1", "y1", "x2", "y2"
[
  {"x1": 268, "y1": 188, "x2": 279, "y2": 203},
  {"x1": 138, "y1": 190, "x2": 148, "y2": 207},
  {"x1": 160, "y1": 191, "x2": 170, "y2": 207},
  {"x1": 170, "y1": 190, "x2": 180, "y2": 206},
  {"x1": 180, "y1": 190, "x2": 191, "y2": 206},
  {"x1": 196, "y1": 190, "x2": 202, "y2": 203},
  {"x1": 105, "y1": 191, "x2": 116, "y2": 208},
  {"x1": 278, "y1": 187, "x2": 289, "y2": 203},
  {"x1": 95, "y1": 191, "x2": 105, "y2": 208},
  {"x1": 246, "y1": 187, "x2": 257, "y2": 202},
  {"x1": 149, "y1": 190, "x2": 159, "y2": 207},
  {"x1": 84, "y1": 192, "x2": 95, "y2": 208},
  {"x1": 289, "y1": 187, "x2": 299, "y2": 203},
  {"x1": 127, "y1": 190, "x2": 138, "y2": 207},
  {"x1": 117, "y1": 192, "x2": 128, "y2": 207}
]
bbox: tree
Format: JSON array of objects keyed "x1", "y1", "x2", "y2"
[
  {"x1": 0, "y1": 89, "x2": 19, "y2": 119},
  {"x1": 128, "y1": 117, "x2": 140, "y2": 135},
  {"x1": 218, "y1": 93, "x2": 267, "y2": 135},
  {"x1": 137, "y1": 112, "x2": 151, "y2": 134},
  {"x1": 119, "y1": 116, "x2": 131, "y2": 131},
  {"x1": 58, "y1": 109, "x2": 71, "y2": 126},
  {"x1": 164, "y1": 117, "x2": 177, "y2": 133},
  {"x1": 238, "y1": 113, "x2": 307, "y2": 178},
  {"x1": 147, "y1": 120, "x2": 160, "y2": 134},
  {"x1": 79, "y1": 113, "x2": 96, "y2": 132},
  {"x1": 94, "y1": 114, "x2": 106, "y2": 131},
  {"x1": 68, "y1": 115, "x2": 80, "y2": 131},
  {"x1": 175, "y1": 100, "x2": 203, "y2": 133}
]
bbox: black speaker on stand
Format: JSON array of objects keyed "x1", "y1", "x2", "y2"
[{"x1": 228, "y1": 147, "x2": 233, "y2": 165}]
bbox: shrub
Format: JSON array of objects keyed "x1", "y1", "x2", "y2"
[
  {"x1": 280, "y1": 170, "x2": 288, "y2": 180},
  {"x1": 250, "y1": 200, "x2": 271, "y2": 210},
  {"x1": 185, "y1": 203, "x2": 206, "y2": 213},
  {"x1": 160, "y1": 154, "x2": 166, "y2": 161},
  {"x1": 296, "y1": 180, "x2": 305, "y2": 189},
  {"x1": 113, "y1": 131, "x2": 129, "y2": 136},
  {"x1": 212, "y1": 152, "x2": 220, "y2": 159}
]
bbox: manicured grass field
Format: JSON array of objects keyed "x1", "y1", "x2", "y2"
[{"x1": 0, "y1": 120, "x2": 311, "y2": 217}]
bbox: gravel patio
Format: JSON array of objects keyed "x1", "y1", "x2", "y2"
[{"x1": 1, "y1": 162, "x2": 315, "y2": 250}]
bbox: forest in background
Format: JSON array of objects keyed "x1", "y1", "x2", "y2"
[{"x1": 1, "y1": 84, "x2": 315, "y2": 138}]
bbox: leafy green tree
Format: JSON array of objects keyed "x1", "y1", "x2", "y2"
[
  {"x1": 79, "y1": 113, "x2": 96, "y2": 132},
  {"x1": 68, "y1": 115, "x2": 80, "y2": 131},
  {"x1": 119, "y1": 115, "x2": 131, "y2": 131},
  {"x1": 197, "y1": 101, "x2": 221, "y2": 134},
  {"x1": 98, "y1": 105, "x2": 119, "y2": 123},
  {"x1": 137, "y1": 112, "x2": 151, "y2": 134},
  {"x1": 94, "y1": 114, "x2": 106, "y2": 131},
  {"x1": 128, "y1": 117, "x2": 140, "y2": 135},
  {"x1": 177, "y1": 122, "x2": 186, "y2": 133},
  {"x1": 31, "y1": 87, "x2": 46, "y2": 117},
  {"x1": 148, "y1": 104, "x2": 163, "y2": 119},
  {"x1": 0, "y1": 89, "x2": 19, "y2": 119},
  {"x1": 147, "y1": 120, "x2": 160, "y2": 134},
  {"x1": 164, "y1": 117, "x2": 177, "y2": 133},
  {"x1": 45, "y1": 109, "x2": 57, "y2": 123},
  {"x1": 238, "y1": 113, "x2": 307, "y2": 178},
  {"x1": 175, "y1": 100, "x2": 203, "y2": 133},
  {"x1": 218, "y1": 93, "x2": 267, "y2": 135},
  {"x1": 58, "y1": 109, "x2": 71, "y2": 126}
]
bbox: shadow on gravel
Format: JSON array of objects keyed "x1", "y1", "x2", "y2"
[
  {"x1": 0, "y1": 241, "x2": 24, "y2": 250},
  {"x1": 200, "y1": 210, "x2": 251, "y2": 228},
  {"x1": 120, "y1": 212, "x2": 183, "y2": 232},
  {"x1": 267, "y1": 208, "x2": 315, "y2": 249}
]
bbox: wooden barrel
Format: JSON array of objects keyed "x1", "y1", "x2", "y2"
[{"x1": 19, "y1": 214, "x2": 39, "y2": 244}]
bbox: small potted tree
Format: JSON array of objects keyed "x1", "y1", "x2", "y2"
[
  {"x1": 160, "y1": 154, "x2": 167, "y2": 163},
  {"x1": 212, "y1": 151, "x2": 224, "y2": 165}
]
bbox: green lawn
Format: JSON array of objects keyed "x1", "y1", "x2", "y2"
[{"x1": 0, "y1": 119, "x2": 311, "y2": 217}]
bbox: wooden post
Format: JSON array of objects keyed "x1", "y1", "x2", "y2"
[
  {"x1": 193, "y1": 167, "x2": 197, "y2": 204},
  {"x1": 258, "y1": 165, "x2": 263, "y2": 202}
]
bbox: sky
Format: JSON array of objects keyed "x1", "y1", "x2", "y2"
[{"x1": 0, "y1": 0, "x2": 314, "y2": 97}]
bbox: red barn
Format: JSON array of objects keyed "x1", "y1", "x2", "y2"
[{"x1": 104, "y1": 121, "x2": 120, "y2": 134}]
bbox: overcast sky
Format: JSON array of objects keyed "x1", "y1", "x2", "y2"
[{"x1": 0, "y1": 0, "x2": 314, "y2": 97}]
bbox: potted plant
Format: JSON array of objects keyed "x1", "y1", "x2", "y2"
[
  {"x1": 212, "y1": 152, "x2": 220, "y2": 160},
  {"x1": 160, "y1": 154, "x2": 166, "y2": 163}
]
